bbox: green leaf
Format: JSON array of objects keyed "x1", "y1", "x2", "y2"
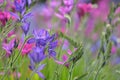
[{"x1": 74, "y1": 73, "x2": 88, "y2": 80}]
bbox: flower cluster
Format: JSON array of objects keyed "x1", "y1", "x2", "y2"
[{"x1": 28, "y1": 29, "x2": 58, "y2": 79}]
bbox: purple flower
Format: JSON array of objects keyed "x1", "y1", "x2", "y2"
[
  {"x1": 63, "y1": 0, "x2": 74, "y2": 12},
  {"x1": 27, "y1": 29, "x2": 50, "y2": 46},
  {"x1": 27, "y1": 29, "x2": 58, "y2": 58},
  {"x1": 2, "y1": 38, "x2": 16, "y2": 56},
  {"x1": 26, "y1": 0, "x2": 32, "y2": 6},
  {"x1": 14, "y1": 0, "x2": 26, "y2": 14},
  {"x1": 110, "y1": 35, "x2": 118, "y2": 46},
  {"x1": 28, "y1": 47, "x2": 46, "y2": 79},
  {"x1": 21, "y1": 22, "x2": 30, "y2": 35},
  {"x1": 90, "y1": 40, "x2": 101, "y2": 53},
  {"x1": 63, "y1": 0, "x2": 74, "y2": 6},
  {"x1": 28, "y1": 47, "x2": 46, "y2": 64}
]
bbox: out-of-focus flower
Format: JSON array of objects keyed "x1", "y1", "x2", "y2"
[
  {"x1": 110, "y1": 35, "x2": 118, "y2": 46},
  {"x1": 77, "y1": 3, "x2": 93, "y2": 17},
  {"x1": 2, "y1": 38, "x2": 16, "y2": 56},
  {"x1": 84, "y1": 0, "x2": 110, "y2": 37},
  {"x1": 63, "y1": 0, "x2": 73, "y2": 12},
  {"x1": 63, "y1": 0, "x2": 74, "y2": 6},
  {"x1": 18, "y1": 42, "x2": 34, "y2": 56},
  {"x1": 55, "y1": 48, "x2": 76, "y2": 67},
  {"x1": 49, "y1": 0, "x2": 61, "y2": 8},
  {"x1": 14, "y1": 0, "x2": 26, "y2": 14},
  {"x1": 21, "y1": 22, "x2": 30, "y2": 35},
  {"x1": 55, "y1": 54, "x2": 68, "y2": 65},
  {"x1": 111, "y1": 57, "x2": 120, "y2": 65},
  {"x1": 55, "y1": 0, "x2": 73, "y2": 21},
  {"x1": 7, "y1": 30, "x2": 15, "y2": 37},
  {"x1": 10, "y1": 9, "x2": 32, "y2": 35},
  {"x1": 0, "y1": 11, "x2": 11, "y2": 26},
  {"x1": 48, "y1": 36, "x2": 58, "y2": 58},
  {"x1": 13, "y1": 72, "x2": 21, "y2": 78},
  {"x1": 111, "y1": 46, "x2": 117, "y2": 54},
  {"x1": 0, "y1": 0, "x2": 3, "y2": 4},
  {"x1": 62, "y1": 40, "x2": 69, "y2": 50},
  {"x1": 90, "y1": 40, "x2": 101, "y2": 53}
]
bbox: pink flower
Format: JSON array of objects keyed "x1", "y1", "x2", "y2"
[
  {"x1": 55, "y1": 48, "x2": 77, "y2": 67},
  {"x1": 18, "y1": 43, "x2": 34, "y2": 56},
  {"x1": 0, "y1": 11, "x2": 11, "y2": 26},
  {"x1": 7, "y1": 30, "x2": 15, "y2": 37},
  {"x1": 111, "y1": 46, "x2": 117, "y2": 54},
  {"x1": 0, "y1": 0, "x2": 3, "y2": 3},
  {"x1": 13, "y1": 72, "x2": 21, "y2": 78},
  {"x1": 77, "y1": 3, "x2": 93, "y2": 17},
  {"x1": 55, "y1": 54, "x2": 68, "y2": 65},
  {"x1": 67, "y1": 49, "x2": 72, "y2": 55}
]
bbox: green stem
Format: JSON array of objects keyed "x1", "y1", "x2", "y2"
[
  {"x1": 68, "y1": 63, "x2": 74, "y2": 80},
  {"x1": 94, "y1": 65, "x2": 103, "y2": 80},
  {"x1": 12, "y1": 35, "x2": 32, "y2": 65}
]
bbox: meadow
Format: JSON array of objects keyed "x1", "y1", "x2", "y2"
[{"x1": 0, "y1": 0, "x2": 120, "y2": 80}]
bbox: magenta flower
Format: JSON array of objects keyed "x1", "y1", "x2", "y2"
[
  {"x1": 18, "y1": 43, "x2": 34, "y2": 56},
  {"x1": 55, "y1": 54, "x2": 68, "y2": 65},
  {"x1": 111, "y1": 46, "x2": 117, "y2": 54},
  {"x1": 0, "y1": 11, "x2": 11, "y2": 26},
  {"x1": 77, "y1": 3, "x2": 92, "y2": 17},
  {"x1": 55, "y1": 48, "x2": 76, "y2": 67}
]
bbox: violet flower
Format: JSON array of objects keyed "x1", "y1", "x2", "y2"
[
  {"x1": 48, "y1": 35, "x2": 58, "y2": 58},
  {"x1": 27, "y1": 29, "x2": 57, "y2": 79},
  {"x1": 2, "y1": 38, "x2": 16, "y2": 56},
  {"x1": 14, "y1": 0, "x2": 26, "y2": 15},
  {"x1": 27, "y1": 29, "x2": 58, "y2": 58},
  {"x1": 28, "y1": 47, "x2": 46, "y2": 79},
  {"x1": 13, "y1": 0, "x2": 32, "y2": 35}
]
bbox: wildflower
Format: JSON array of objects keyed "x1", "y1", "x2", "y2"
[
  {"x1": 77, "y1": 3, "x2": 92, "y2": 17},
  {"x1": 18, "y1": 42, "x2": 34, "y2": 56},
  {"x1": 21, "y1": 22, "x2": 30, "y2": 35},
  {"x1": 27, "y1": 29, "x2": 50, "y2": 46},
  {"x1": 28, "y1": 29, "x2": 58, "y2": 58},
  {"x1": 55, "y1": 48, "x2": 76, "y2": 67},
  {"x1": 55, "y1": 54, "x2": 68, "y2": 65},
  {"x1": 28, "y1": 47, "x2": 46, "y2": 79},
  {"x1": 2, "y1": 38, "x2": 16, "y2": 56},
  {"x1": 0, "y1": 11, "x2": 11, "y2": 26},
  {"x1": 14, "y1": 0, "x2": 26, "y2": 14},
  {"x1": 48, "y1": 37, "x2": 58, "y2": 58},
  {"x1": 55, "y1": 0, "x2": 73, "y2": 20},
  {"x1": 0, "y1": 0, "x2": 3, "y2": 4},
  {"x1": 111, "y1": 46, "x2": 117, "y2": 54},
  {"x1": 63, "y1": 0, "x2": 74, "y2": 6}
]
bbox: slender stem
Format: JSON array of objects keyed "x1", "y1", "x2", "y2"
[
  {"x1": 68, "y1": 63, "x2": 74, "y2": 80},
  {"x1": 94, "y1": 65, "x2": 103, "y2": 80},
  {"x1": 12, "y1": 35, "x2": 32, "y2": 65}
]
